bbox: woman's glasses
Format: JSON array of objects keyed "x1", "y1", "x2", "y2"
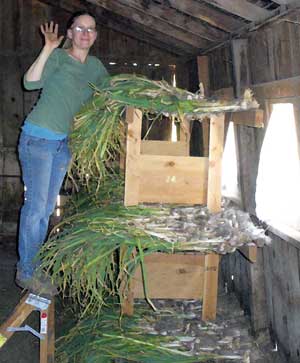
[{"x1": 73, "y1": 26, "x2": 96, "y2": 34}]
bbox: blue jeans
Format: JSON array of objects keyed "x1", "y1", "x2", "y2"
[{"x1": 18, "y1": 132, "x2": 71, "y2": 280}]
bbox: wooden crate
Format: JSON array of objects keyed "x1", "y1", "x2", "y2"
[
  {"x1": 122, "y1": 107, "x2": 263, "y2": 320},
  {"x1": 124, "y1": 108, "x2": 213, "y2": 207}
]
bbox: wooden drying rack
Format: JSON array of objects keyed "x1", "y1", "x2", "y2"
[{"x1": 122, "y1": 106, "x2": 263, "y2": 321}]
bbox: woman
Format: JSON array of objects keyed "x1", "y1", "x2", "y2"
[{"x1": 17, "y1": 11, "x2": 109, "y2": 295}]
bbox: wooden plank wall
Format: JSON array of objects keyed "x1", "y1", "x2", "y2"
[
  {"x1": 0, "y1": 0, "x2": 186, "y2": 247},
  {"x1": 210, "y1": 9, "x2": 300, "y2": 363}
]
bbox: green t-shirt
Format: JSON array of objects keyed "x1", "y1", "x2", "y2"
[{"x1": 24, "y1": 48, "x2": 109, "y2": 134}]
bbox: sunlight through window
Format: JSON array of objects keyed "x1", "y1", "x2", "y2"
[
  {"x1": 256, "y1": 103, "x2": 300, "y2": 231},
  {"x1": 222, "y1": 122, "x2": 240, "y2": 203}
]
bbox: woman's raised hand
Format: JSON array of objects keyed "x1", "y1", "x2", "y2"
[{"x1": 40, "y1": 21, "x2": 64, "y2": 50}]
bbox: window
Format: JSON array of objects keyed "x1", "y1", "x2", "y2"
[
  {"x1": 256, "y1": 103, "x2": 300, "y2": 231},
  {"x1": 222, "y1": 122, "x2": 241, "y2": 203}
]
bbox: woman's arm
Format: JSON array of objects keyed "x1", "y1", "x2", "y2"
[{"x1": 25, "y1": 21, "x2": 64, "y2": 82}]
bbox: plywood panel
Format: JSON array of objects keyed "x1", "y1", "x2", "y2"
[
  {"x1": 132, "y1": 253, "x2": 205, "y2": 299},
  {"x1": 138, "y1": 155, "x2": 208, "y2": 204}
]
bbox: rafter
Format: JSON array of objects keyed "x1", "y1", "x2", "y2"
[
  {"x1": 166, "y1": 0, "x2": 246, "y2": 32},
  {"x1": 204, "y1": 0, "x2": 271, "y2": 22},
  {"x1": 37, "y1": 0, "x2": 196, "y2": 56},
  {"x1": 108, "y1": 0, "x2": 228, "y2": 42},
  {"x1": 271, "y1": 0, "x2": 292, "y2": 4},
  {"x1": 87, "y1": 0, "x2": 210, "y2": 49}
]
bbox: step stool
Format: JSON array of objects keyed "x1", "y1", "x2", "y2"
[{"x1": 0, "y1": 292, "x2": 55, "y2": 363}]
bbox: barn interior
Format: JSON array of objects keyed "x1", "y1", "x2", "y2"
[{"x1": 1, "y1": 1, "x2": 300, "y2": 362}]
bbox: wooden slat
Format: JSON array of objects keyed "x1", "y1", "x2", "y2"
[
  {"x1": 181, "y1": 117, "x2": 191, "y2": 155},
  {"x1": 207, "y1": 114, "x2": 225, "y2": 213},
  {"x1": 202, "y1": 254, "x2": 220, "y2": 321},
  {"x1": 138, "y1": 155, "x2": 208, "y2": 204},
  {"x1": 202, "y1": 119, "x2": 210, "y2": 157},
  {"x1": 124, "y1": 107, "x2": 142, "y2": 206},
  {"x1": 132, "y1": 253, "x2": 205, "y2": 299},
  {"x1": 88, "y1": 0, "x2": 210, "y2": 49},
  {"x1": 102, "y1": 0, "x2": 227, "y2": 42},
  {"x1": 141, "y1": 140, "x2": 188, "y2": 156},
  {"x1": 208, "y1": 0, "x2": 270, "y2": 22},
  {"x1": 167, "y1": 0, "x2": 245, "y2": 32}
]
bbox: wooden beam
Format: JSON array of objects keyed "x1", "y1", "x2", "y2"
[
  {"x1": 99, "y1": 11, "x2": 197, "y2": 56},
  {"x1": 206, "y1": 0, "x2": 270, "y2": 22},
  {"x1": 197, "y1": 56, "x2": 210, "y2": 97},
  {"x1": 271, "y1": 0, "x2": 293, "y2": 4},
  {"x1": 227, "y1": 109, "x2": 264, "y2": 128},
  {"x1": 231, "y1": 39, "x2": 251, "y2": 97},
  {"x1": 99, "y1": 9, "x2": 199, "y2": 56},
  {"x1": 88, "y1": 0, "x2": 209, "y2": 49},
  {"x1": 167, "y1": 0, "x2": 245, "y2": 32},
  {"x1": 106, "y1": 0, "x2": 227, "y2": 42},
  {"x1": 37, "y1": 0, "x2": 194, "y2": 56}
]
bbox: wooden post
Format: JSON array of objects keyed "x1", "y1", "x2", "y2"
[
  {"x1": 180, "y1": 117, "x2": 191, "y2": 156},
  {"x1": 202, "y1": 113, "x2": 225, "y2": 321},
  {"x1": 197, "y1": 56, "x2": 210, "y2": 157},
  {"x1": 197, "y1": 56, "x2": 210, "y2": 97},
  {"x1": 124, "y1": 107, "x2": 143, "y2": 206},
  {"x1": 207, "y1": 113, "x2": 225, "y2": 213},
  {"x1": 231, "y1": 39, "x2": 251, "y2": 98},
  {"x1": 202, "y1": 253, "x2": 220, "y2": 321}
]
